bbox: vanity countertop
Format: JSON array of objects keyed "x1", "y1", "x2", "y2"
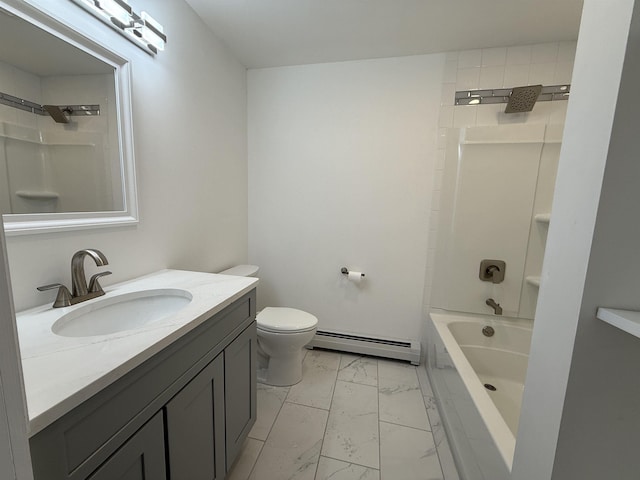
[{"x1": 16, "y1": 269, "x2": 258, "y2": 436}]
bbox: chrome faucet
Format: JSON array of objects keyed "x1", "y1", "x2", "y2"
[
  {"x1": 71, "y1": 249, "x2": 109, "y2": 296},
  {"x1": 486, "y1": 298, "x2": 503, "y2": 315},
  {"x1": 38, "y1": 249, "x2": 112, "y2": 308}
]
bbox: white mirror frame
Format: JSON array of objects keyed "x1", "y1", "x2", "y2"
[{"x1": 1, "y1": 0, "x2": 138, "y2": 236}]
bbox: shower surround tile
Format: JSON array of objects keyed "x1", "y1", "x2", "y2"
[
  {"x1": 287, "y1": 349, "x2": 339, "y2": 410},
  {"x1": 380, "y1": 421, "x2": 443, "y2": 480},
  {"x1": 528, "y1": 62, "x2": 556, "y2": 86},
  {"x1": 479, "y1": 66, "x2": 505, "y2": 90},
  {"x1": 453, "y1": 106, "x2": 477, "y2": 128},
  {"x1": 315, "y1": 457, "x2": 380, "y2": 480},
  {"x1": 249, "y1": 383, "x2": 289, "y2": 441},
  {"x1": 378, "y1": 360, "x2": 430, "y2": 431},
  {"x1": 531, "y1": 43, "x2": 559, "y2": 64},
  {"x1": 248, "y1": 402, "x2": 327, "y2": 480},
  {"x1": 455, "y1": 67, "x2": 480, "y2": 91},
  {"x1": 321, "y1": 380, "x2": 380, "y2": 468},
  {"x1": 458, "y1": 49, "x2": 482, "y2": 68},
  {"x1": 337, "y1": 354, "x2": 378, "y2": 386},
  {"x1": 506, "y1": 45, "x2": 532, "y2": 65},
  {"x1": 481, "y1": 47, "x2": 507, "y2": 66},
  {"x1": 503, "y1": 64, "x2": 530, "y2": 88}
]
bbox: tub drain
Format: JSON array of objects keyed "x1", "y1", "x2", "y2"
[{"x1": 484, "y1": 383, "x2": 497, "y2": 391}]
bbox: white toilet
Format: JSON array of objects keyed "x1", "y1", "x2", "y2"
[{"x1": 218, "y1": 265, "x2": 318, "y2": 386}]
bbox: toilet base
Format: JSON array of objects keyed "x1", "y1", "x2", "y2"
[
  {"x1": 259, "y1": 348, "x2": 305, "y2": 386},
  {"x1": 256, "y1": 323, "x2": 317, "y2": 387}
]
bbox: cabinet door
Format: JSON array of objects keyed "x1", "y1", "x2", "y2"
[
  {"x1": 88, "y1": 412, "x2": 166, "y2": 480},
  {"x1": 165, "y1": 353, "x2": 226, "y2": 480},
  {"x1": 224, "y1": 322, "x2": 257, "y2": 469}
]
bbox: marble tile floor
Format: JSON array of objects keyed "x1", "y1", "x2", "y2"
[{"x1": 227, "y1": 349, "x2": 460, "y2": 480}]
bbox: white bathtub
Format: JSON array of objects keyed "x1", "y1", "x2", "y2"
[{"x1": 429, "y1": 310, "x2": 533, "y2": 472}]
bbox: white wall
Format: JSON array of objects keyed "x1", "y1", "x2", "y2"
[
  {"x1": 512, "y1": 0, "x2": 639, "y2": 478},
  {"x1": 248, "y1": 55, "x2": 444, "y2": 341},
  {"x1": 5, "y1": 0, "x2": 248, "y2": 311}
]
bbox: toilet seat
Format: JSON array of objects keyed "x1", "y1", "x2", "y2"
[{"x1": 257, "y1": 307, "x2": 318, "y2": 333}]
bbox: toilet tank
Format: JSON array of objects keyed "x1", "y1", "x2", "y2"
[{"x1": 218, "y1": 264, "x2": 259, "y2": 277}]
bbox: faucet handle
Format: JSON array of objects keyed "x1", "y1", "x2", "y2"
[
  {"x1": 37, "y1": 283, "x2": 72, "y2": 308},
  {"x1": 88, "y1": 271, "x2": 112, "y2": 294}
]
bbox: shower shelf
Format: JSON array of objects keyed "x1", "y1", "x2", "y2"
[
  {"x1": 526, "y1": 276, "x2": 541, "y2": 287},
  {"x1": 16, "y1": 190, "x2": 59, "y2": 200},
  {"x1": 534, "y1": 213, "x2": 551, "y2": 224},
  {"x1": 597, "y1": 308, "x2": 640, "y2": 338}
]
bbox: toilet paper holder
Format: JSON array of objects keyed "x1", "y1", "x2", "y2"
[{"x1": 341, "y1": 267, "x2": 365, "y2": 277}]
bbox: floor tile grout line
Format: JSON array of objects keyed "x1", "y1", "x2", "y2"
[
  {"x1": 257, "y1": 385, "x2": 290, "y2": 445},
  {"x1": 378, "y1": 416, "x2": 432, "y2": 432},
  {"x1": 319, "y1": 454, "x2": 381, "y2": 473},
  {"x1": 312, "y1": 352, "x2": 341, "y2": 480},
  {"x1": 243, "y1": 438, "x2": 265, "y2": 480},
  {"x1": 282, "y1": 399, "x2": 330, "y2": 412},
  {"x1": 337, "y1": 356, "x2": 379, "y2": 387},
  {"x1": 379, "y1": 419, "x2": 438, "y2": 435}
]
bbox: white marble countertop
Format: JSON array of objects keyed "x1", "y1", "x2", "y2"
[{"x1": 16, "y1": 269, "x2": 258, "y2": 436}]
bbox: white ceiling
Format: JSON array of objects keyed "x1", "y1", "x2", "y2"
[{"x1": 184, "y1": 0, "x2": 584, "y2": 69}]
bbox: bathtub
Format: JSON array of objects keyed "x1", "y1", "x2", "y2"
[{"x1": 427, "y1": 310, "x2": 533, "y2": 479}]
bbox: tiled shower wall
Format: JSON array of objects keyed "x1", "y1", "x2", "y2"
[{"x1": 422, "y1": 42, "x2": 578, "y2": 336}]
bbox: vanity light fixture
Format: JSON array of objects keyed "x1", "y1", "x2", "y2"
[{"x1": 70, "y1": 0, "x2": 166, "y2": 55}]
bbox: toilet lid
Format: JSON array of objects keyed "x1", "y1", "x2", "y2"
[{"x1": 257, "y1": 307, "x2": 318, "y2": 332}]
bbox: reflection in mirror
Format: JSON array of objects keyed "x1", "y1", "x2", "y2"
[{"x1": 0, "y1": 2, "x2": 137, "y2": 234}]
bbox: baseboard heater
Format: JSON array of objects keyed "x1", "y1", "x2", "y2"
[{"x1": 308, "y1": 330, "x2": 421, "y2": 365}]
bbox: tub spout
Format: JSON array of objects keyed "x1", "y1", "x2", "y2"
[{"x1": 486, "y1": 298, "x2": 503, "y2": 315}]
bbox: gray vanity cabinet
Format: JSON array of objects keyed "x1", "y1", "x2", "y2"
[
  {"x1": 87, "y1": 413, "x2": 166, "y2": 480},
  {"x1": 224, "y1": 322, "x2": 257, "y2": 469},
  {"x1": 165, "y1": 320, "x2": 257, "y2": 479},
  {"x1": 30, "y1": 290, "x2": 256, "y2": 480},
  {"x1": 165, "y1": 354, "x2": 226, "y2": 480}
]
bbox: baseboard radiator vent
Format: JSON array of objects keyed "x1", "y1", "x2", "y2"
[{"x1": 308, "y1": 330, "x2": 420, "y2": 365}]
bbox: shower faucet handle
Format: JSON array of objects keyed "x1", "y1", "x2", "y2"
[{"x1": 479, "y1": 259, "x2": 506, "y2": 284}]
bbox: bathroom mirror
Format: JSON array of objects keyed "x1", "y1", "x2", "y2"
[{"x1": 0, "y1": 1, "x2": 137, "y2": 235}]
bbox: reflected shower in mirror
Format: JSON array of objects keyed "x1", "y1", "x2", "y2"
[
  {"x1": 0, "y1": 8, "x2": 121, "y2": 215},
  {"x1": 0, "y1": 1, "x2": 137, "y2": 235}
]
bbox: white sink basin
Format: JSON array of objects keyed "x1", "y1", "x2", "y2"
[{"x1": 51, "y1": 289, "x2": 193, "y2": 337}]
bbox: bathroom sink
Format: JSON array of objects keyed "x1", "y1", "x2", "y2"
[{"x1": 51, "y1": 289, "x2": 193, "y2": 337}]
